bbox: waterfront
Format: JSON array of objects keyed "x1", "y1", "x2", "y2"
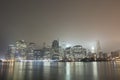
[{"x1": 0, "y1": 61, "x2": 120, "y2": 80}]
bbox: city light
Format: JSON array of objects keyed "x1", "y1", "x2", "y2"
[
  {"x1": 5, "y1": 39, "x2": 113, "y2": 62},
  {"x1": 66, "y1": 44, "x2": 71, "y2": 48},
  {"x1": 91, "y1": 46, "x2": 95, "y2": 53}
]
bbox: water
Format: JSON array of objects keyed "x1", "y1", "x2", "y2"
[{"x1": 0, "y1": 61, "x2": 120, "y2": 80}]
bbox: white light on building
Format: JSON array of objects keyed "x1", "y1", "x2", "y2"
[
  {"x1": 91, "y1": 46, "x2": 95, "y2": 53},
  {"x1": 66, "y1": 44, "x2": 71, "y2": 48}
]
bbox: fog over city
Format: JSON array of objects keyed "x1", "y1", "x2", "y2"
[{"x1": 0, "y1": 0, "x2": 120, "y2": 52}]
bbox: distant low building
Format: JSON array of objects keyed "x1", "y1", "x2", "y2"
[{"x1": 111, "y1": 50, "x2": 120, "y2": 58}]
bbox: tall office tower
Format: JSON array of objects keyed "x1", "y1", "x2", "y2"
[
  {"x1": 52, "y1": 40, "x2": 59, "y2": 53},
  {"x1": 96, "y1": 40, "x2": 102, "y2": 58},
  {"x1": 16, "y1": 40, "x2": 27, "y2": 59},
  {"x1": 7, "y1": 44, "x2": 16, "y2": 60},
  {"x1": 27, "y1": 42, "x2": 36, "y2": 60}
]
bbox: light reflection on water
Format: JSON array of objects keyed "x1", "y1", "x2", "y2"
[{"x1": 0, "y1": 62, "x2": 120, "y2": 80}]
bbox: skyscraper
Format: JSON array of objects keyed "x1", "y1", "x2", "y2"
[
  {"x1": 7, "y1": 44, "x2": 16, "y2": 60},
  {"x1": 96, "y1": 40, "x2": 102, "y2": 58},
  {"x1": 52, "y1": 40, "x2": 59, "y2": 53}
]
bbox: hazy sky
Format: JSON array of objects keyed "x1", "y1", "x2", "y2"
[{"x1": 0, "y1": 0, "x2": 120, "y2": 52}]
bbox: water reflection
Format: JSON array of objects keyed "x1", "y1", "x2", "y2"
[
  {"x1": 0, "y1": 61, "x2": 120, "y2": 80},
  {"x1": 66, "y1": 62, "x2": 70, "y2": 80},
  {"x1": 93, "y1": 62, "x2": 98, "y2": 80}
]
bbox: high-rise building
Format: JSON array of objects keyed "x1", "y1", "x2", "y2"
[
  {"x1": 7, "y1": 44, "x2": 16, "y2": 60},
  {"x1": 15, "y1": 40, "x2": 27, "y2": 60},
  {"x1": 96, "y1": 40, "x2": 102, "y2": 58},
  {"x1": 52, "y1": 40, "x2": 59, "y2": 53},
  {"x1": 72, "y1": 45, "x2": 84, "y2": 59},
  {"x1": 27, "y1": 42, "x2": 36, "y2": 60}
]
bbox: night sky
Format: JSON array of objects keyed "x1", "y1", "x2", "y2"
[{"x1": 0, "y1": 0, "x2": 120, "y2": 52}]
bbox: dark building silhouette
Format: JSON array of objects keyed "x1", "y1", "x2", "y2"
[{"x1": 52, "y1": 40, "x2": 59, "y2": 53}]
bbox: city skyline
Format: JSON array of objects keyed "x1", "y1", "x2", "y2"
[
  {"x1": 1, "y1": 1, "x2": 120, "y2": 52},
  {"x1": 1, "y1": 1, "x2": 120, "y2": 80},
  {"x1": 6, "y1": 39, "x2": 108, "y2": 62}
]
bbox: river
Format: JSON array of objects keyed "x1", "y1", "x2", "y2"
[{"x1": 0, "y1": 61, "x2": 120, "y2": 80}]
